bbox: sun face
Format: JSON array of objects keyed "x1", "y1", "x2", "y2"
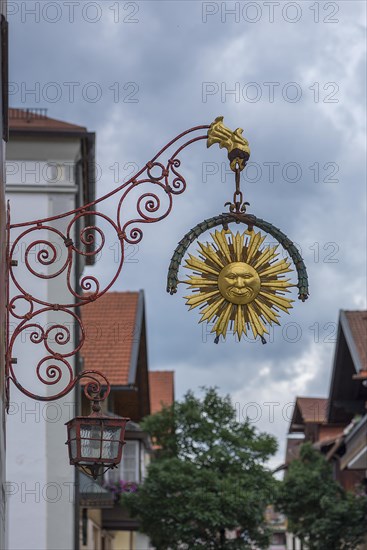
[
  {"x1": 184, "y1": 229, "x2": 294, "y2": 342},
  {"x1": 218, "y1": 262, "x2": 260, "y2": 305}
]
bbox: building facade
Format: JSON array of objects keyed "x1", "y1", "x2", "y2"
[
  {"x1": 5, "y1": 108, "x2": 95, "y2": 550},
  {"x1": 0, "y1": 1, "x2": 7, "y2": 547},
  {"x1": 283, "y1": 310, "x2": 367, "y2": 550}
]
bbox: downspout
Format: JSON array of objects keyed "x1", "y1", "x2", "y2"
[
  {"x1": 73, "y1": 158, "x2": 83, "y2": 550},
  {"x1": 73, "y1": 133, "x2": 95, "y2": 549}
]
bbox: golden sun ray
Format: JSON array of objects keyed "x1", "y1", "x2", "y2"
[
  {"x1": 197, "y1": 242, "x2": 225, "y2": 270},
  {"x1": 183, "y1": 229, "x2": 295, "y2": 342}
]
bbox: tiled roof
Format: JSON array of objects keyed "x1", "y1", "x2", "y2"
[
  {"x1": 344, "y1": 310, "x2": 367, "y2": 370},
  {"x1": 149, "y1": 371, "x2": 175, "y2": 414},
  {"x1": 296, "y1": 397, "x2": 328, "y2": 423},
  {"x1": 81, "y1": 292, "x2": 141, "y2": 386},
  {"x1": 9, "y1": 108, "x2": 87, "y2": 133}
]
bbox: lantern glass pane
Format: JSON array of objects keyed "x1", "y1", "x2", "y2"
[
  {"x1": 69, "y1": 426, "x2": 77, "y2": 459},
  {"x1": 80, "y1": 424, "x2": 103, "y2": 459},
  {"x1": 102, "y1": 426, "x2": 121, "y2": 460}
]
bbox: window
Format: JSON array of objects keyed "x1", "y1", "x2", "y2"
[
  {"x1": 121, "y1": 440, "x2": 140, "y2": 482},
  {"x1": 270, "y1": 532, "x2": 286, "y2": 545},
  {"x1": 108, "y1": 440, "x2": 140, "y2": 483}
]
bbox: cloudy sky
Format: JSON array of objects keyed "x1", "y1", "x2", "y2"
[{"x1": 10, "y1": 0, "x2": 366, "y2": 467}]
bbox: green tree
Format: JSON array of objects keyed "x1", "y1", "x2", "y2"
[
  {"x1": 123, "y1": 387, "x2": 278, "y2": 549},
  {"x1": 276, "y1": 442, "x2": 367, "y2": 550}
]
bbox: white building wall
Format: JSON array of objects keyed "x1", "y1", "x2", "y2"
[
  {"x1": 286, "y1": 533, "x2": 304, "y2": 549},
  {"x1": 0, "y1": 3, "x2": 8, "y2": 548},
  {"x1": 6, "y1": 137, "x2": 84, "y2": 550}
]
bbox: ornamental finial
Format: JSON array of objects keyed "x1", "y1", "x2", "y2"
[{"x1": 207, "y1": 116, "x2": 250, "y2": 171}]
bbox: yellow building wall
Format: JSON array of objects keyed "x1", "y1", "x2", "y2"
[
  {"x1": 112, "y1": 530, "x2": 134, "y2": 550},
  {"x1": 88, "y1": 508, "x2": 102, "y2": 525}
]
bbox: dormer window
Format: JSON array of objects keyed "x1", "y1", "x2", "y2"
[
  {"x1": 108, "y1": 440, "x2": 141, "y2": 484},
  {"x1": 121, "y1": 440, "x2": 140, "y2": 482}
]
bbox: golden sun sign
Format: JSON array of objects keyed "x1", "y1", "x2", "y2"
[{"x1": 184, "y1": 229, "x2": 294, "y2": 342}]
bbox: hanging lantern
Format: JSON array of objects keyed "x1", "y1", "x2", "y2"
[{"x1": 66, "y1": 400, "x2": 129, "y2": 479}]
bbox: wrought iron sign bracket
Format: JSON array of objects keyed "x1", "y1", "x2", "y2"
[
  {"x1": 5, "y1": 116, "x2": 309, "y2": 410},
  {"x1": 5, "y1": 122, "x2": 211, "y2": 408}
]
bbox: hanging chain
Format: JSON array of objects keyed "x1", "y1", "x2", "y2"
[{"x1": 224, "y1": 162, "x2": 250, "y2": 214}]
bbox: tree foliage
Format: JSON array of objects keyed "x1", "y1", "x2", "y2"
[
  {"x1": 276, "y1": 442, "x2": 367, "y2": 550},
  {"x1": 123, "y1": 388, "x2": 278, "y2": 549}
]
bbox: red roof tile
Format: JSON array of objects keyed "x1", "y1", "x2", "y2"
[
  {"x1": 296, "y1": 397, "x2": 328, "y2": 423},
  {"x1": 344, "y1": 311, "x2": 367, "y2": 370},
  {"x1": 149, "y1": 371, "x2": 175, "y2": 414},
  {"x1": 81, "y1": 292, "x2": 140, "y2": 386},
  {"x1": 9, "y1": 108, "x2": 87, "y2": 133}
]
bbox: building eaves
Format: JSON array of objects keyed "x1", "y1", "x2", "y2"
[
  {"x1": 128, "y1": 290, "x2": 145, "y2": 385},
  {"x1": 9, "y1": 108, "x2": 87, "y2": 133},
  {"x1": 340, "y1": 310, "x2": 365, "y2": 374}
]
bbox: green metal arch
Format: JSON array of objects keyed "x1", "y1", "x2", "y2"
[{"x1": 167, "y1": 212, "x2": 309, "y2": 301}]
